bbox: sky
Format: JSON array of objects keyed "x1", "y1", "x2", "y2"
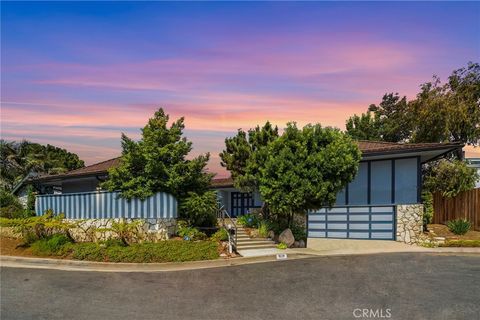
[{"x1": 1, "y1": 1, "x2": 479, "y2": 177}]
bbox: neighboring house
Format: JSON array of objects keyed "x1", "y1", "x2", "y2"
[
  {"x1": 14, "y1": 140, "x2": 463, "y2": 244},
  {"x1": 466, "y1": 158, "x2": 480, "y2": 188}
]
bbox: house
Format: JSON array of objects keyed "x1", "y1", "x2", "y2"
[
  {"x1": 16, "y1": 140, "x2": 463, "y2": 245},
  {"x1": 466, "y1": 158, "x2": 480, "y2": 188}
]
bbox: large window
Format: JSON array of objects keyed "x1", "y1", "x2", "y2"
[
  {"x1": 335, "y1": 157, "x2": 420, "y2": 206},
  {"x1": 370, "y1": 160, "x2": 392, "y2": 204},
  {"x1": 348, "y1": 162, "x2": 368, "y2": 205},
  {"x1": 395, "y1": 158, "x2": 418, "y2": 203}
]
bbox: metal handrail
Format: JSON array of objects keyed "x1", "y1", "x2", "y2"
[{"x1": 218, "y1": 205, "x2": 237, "y2": 253}]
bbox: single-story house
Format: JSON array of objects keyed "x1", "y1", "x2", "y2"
[{"x1": 14, "y1": 140, "x2": 463, "y2": 244}]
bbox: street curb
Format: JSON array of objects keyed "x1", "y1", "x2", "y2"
[
  {"x1": 1, "y1": 248, "x2": 478, "y2": 273},
  {"x1": 0, "y1": 253, "x2": 317, "y2": 273}
]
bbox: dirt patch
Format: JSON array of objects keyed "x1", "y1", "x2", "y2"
[
  {"x1": 0, "y1": 237, "x2": 34, "y2": 257},
  {"x1": 427, "y1": 224, "x2": 480, "y2": 241}
]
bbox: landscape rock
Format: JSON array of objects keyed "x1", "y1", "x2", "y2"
[
  {"x1": 298, "y1": 239, "x2": 306, "y2": 248},
  {"x1": 279, "y1": 228, "x2": 295, "y2": 247},
  {"x1": 268, "y1": 230, "x2": 275, "y2": 239}
]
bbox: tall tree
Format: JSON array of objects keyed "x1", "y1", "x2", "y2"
[
  {"x1": 258, "y1": 123, "x2": 361, "y2": 224},
  {"x1": 220, "y1": 121, "x2": 278, "y2": 191},
  {"x1": 101, "y1": 108, "x2": 213, "y2": 200},
  {"x1": 345, "y1": 112, "x2": 381, "y2": 141},
  {"x1": 0, "y1": 140, "x2": 84, "y2": 190}
]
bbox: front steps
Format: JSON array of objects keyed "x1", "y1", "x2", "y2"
[{"x1": 235, "y1": 226, "x2": 277, "y2": 251}]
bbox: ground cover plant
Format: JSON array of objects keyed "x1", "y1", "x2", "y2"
[{"x1": 447, "y1": 219, "x2": 472, "y2": 235}]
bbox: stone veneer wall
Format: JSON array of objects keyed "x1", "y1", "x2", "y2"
[
  {"x1": 69, "y1": 218, "x2": 177, "y2": 243},
  {"x1": 396, "y1": 204, "x2": 423, "y2": 244}
]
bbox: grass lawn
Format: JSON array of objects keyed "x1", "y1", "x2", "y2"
[{"x1": 0, "y1": 236, "x2": 221, "y2": 262}]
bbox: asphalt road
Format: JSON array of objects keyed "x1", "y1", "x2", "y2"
[{"x1": 1, "y1": 253, "x2": 479, "y2": 320}]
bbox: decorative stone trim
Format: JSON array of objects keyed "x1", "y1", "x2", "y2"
[
  {"x1": 396, "y1": 204, "x2": 423, "y2": 245},
  {"x1": 68, "y1": 218, "x2": 177, "y2": 243}
]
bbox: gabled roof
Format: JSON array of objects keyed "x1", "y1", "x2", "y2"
[{"x1": 31, "y1": 140, "x2": 463, "y2": 184}]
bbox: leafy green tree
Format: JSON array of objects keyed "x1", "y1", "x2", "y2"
[
  {"x1": 0, "y1": 140, "x2": 84, "y2": 190},
  {"x1": 411, "y1": 62, "x2": 480, "y2": 145},
  {"x1": 179, "y1": 191, "x2": 218, "y2": 227},
  {"x1": 258, "y1": 123, "x2": 361, "y2": 224},
  {"x1": 345, "y1": 112, "x2": 381, "y2": 141},
  {"x1": 101, "y1": 108, "x2": 213, "y2": 200},
  {"x1": 220, "y1": 122, "x2": 278, "y2": 191},
  {"x1": 424, "y1": 160, "x2": 479, "y2": 197}
]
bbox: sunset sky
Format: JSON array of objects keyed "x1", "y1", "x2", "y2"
[{"x1": 1, "y1": 2, "x2": 479, "y2": 177}]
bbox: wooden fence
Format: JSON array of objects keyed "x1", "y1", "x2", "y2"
[{"x1": 433, "y1": 188, "x2": 480, "y2": 231}]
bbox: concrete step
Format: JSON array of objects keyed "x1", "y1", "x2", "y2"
[
  {"x1": 236, "y1": 244, "x2": 278, "y2": 250},
  {"x1": 237, "y1": 238, "x2": 272, "y2": 243}
]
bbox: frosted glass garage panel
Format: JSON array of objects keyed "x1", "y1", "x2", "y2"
[
  {"x1": 395, "y1": 158, "x2": 418, "y2": 203},
  {"x1": 371, "y1": 160, "x2": 392, "y2": 204},
  {"x1": 348, "y1": 162, "x2": 368, "y2": 205}
]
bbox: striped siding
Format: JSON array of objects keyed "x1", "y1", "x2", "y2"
[
  {"x1": 35, "y1": 191, "x2": 177, "y2": 219},
  {"x1": 308, "y1": 205, "x2": 395, "y2": 240}
]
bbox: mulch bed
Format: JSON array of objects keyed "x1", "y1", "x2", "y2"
[{"x1": 427, "y1": 224, "x2": 480, "y2": 241}]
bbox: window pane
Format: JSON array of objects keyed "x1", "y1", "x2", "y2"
[
  {"x1": 371, "y1": 160, "x2": 392, "y2": 204},
  {"x1": 395, "y1": 158, "x2": 418, "y2": 203},
  {"x1": 348, "y1": 162, "x2": 368, "y2": 205}
]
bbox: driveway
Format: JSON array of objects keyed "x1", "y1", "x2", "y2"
[{"x1": 2, "y1": 253, "x2": 479, "y2": 320}]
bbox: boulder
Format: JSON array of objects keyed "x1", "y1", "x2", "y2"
[
  {"x1": 267, "y1": 230, "x2": 275, "y2": 240},
  {"x1": 298, "y1": 240, "x2": 306, "y2": 248},
  {"x1": 293, "y1": 241, "x2": 300, "y2": 248},
  {"x1": 279, "y1": 228, "x2": 295, "y2": 247}
]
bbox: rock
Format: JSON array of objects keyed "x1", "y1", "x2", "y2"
[
  {"x1": 268, "y1": 230, "x2": 275, "y2": 239},
  {"x1": 298, "y1": 240, "x2": 306, "y2": 248},
  {"x1": 293, "y1": 241, "x2": 300, "y2": 248},
  {"x1": 279, "y1": 228, "x2": 295, "y2": 247}
]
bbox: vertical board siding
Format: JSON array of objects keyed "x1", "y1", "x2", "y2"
[
  {"x1": 35, "y1": 191, "x2": 178, "y2": 219},
  {"x1": 433, "y1": 188, "x2": 480, "y2": 231}
]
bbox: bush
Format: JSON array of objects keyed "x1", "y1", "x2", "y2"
[
  {"x1": 179, "y1": 191, "x2": 218, "y2": 228},
  {"x1": 258, "y1": 220, "x2": 270, "y2": 238},
  {"x1": 440, "y1": 240, "x2": 480, "y2": 247},
  {"x1": 447, "y1": 219, "x2": 471, "y2": 235},
  {"x1": 0, "y1": 210, "x2": 78, "y2": 243},
  {"x1": 30, "y1": 234, "x2": 72, "y2": 256},
  {"x1": 422, "y1": 191, "x2": 434, "y2": 225},
  {"x1": 0, "y1": 190, "x2": 25, "y2": 218},
  {"x1": 99, "y1": 219, "x2": 142, "y2": 245},
  {"x1": 237, "y1": 214, "x2": 259, "y2": 228},
  {"x1": 70, "y1": 240, "x2": 219, "y2": 263},
  {"x1": 277, "y1": 242, "x2": 287, "y2": 249},
  {"x1": 177, "y1": 221, "x2": 207, "y2": 241},
  {"x1": 210, "y1": 228, "x2": 229, "y2": 242}
]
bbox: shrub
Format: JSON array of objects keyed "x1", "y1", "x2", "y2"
[
  {"x1": 210, "y1": 228, "x2": 229, "y2": 242},
  {"x1": 179, "y1": 191, "x2": 218, "y2": 228},
  {"x1": 447, "y1": 219, "x2": 471, "y2": 235},
  {"x1": 30, "y1": 234, "x2": 72, "y2": 256},
  {"x1": 440, "y1": 240, "x2": 480, "y2": 247},
  {"x1": 0, "y1": 210, "x2": 78, "y2": 243},
  {"x1": 237, "y1": 213, "x2": 259, "y2": 228},
  {"x1": 257, "y1": 220, "x2": 270, "y2": 238},
  {"x1": 70, "y1": 240, "x2": 219, "y2": 263},
  {"x1": 0, "y1": 190, "x2": 25, "y2": 218},
  {"x1": 422, "y1": 191, "x2": 434, "y2": 225},
  {"x1": 177, "y1": 221, "x2": 207, "y2": 241},
  {"x1": 99, "y1": 219, "x2": 143, "y2": 245},
  {"x1": 277, "y1": 242, "x2": 287, "y2": 249}
]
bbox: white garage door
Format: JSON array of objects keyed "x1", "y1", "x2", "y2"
[{"x1": 307, "y1": 206, "x2": 395, "y2": 240}]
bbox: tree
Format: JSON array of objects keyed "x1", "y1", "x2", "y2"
[
  {"x1": 258, "y1": 123, "x2": 361, "y2": 224},
  {"x1": 220, "y1": 121, "x2": 278, "y2": 191},
  {"x1": 101, "y1": 108, "x2": 213, "y2": 201},
  {"x1": 423, "y1": 160, "x2": 479, "y2": 198},
  {"x1": 345, "y1": 93, "x2": 411, "y2": 142},
  {"x1": 0, "y1": 140, "x2": 84, "y2": 191},
  {"x1": 345, "y1": 112, "x2": 381, "y2": 141}
]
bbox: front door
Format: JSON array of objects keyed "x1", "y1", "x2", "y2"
[{"x1": 231, "y1": 192, "x2": 254, "y2": 217}]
